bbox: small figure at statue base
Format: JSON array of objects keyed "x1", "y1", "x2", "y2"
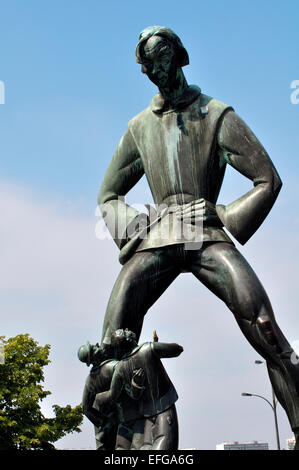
[{"x1": 78, "y1": 329, "x2": 183, "y2": 450}]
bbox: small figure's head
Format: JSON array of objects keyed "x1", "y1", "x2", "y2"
[
  {"x1": 135, "y1": 26, "x2": 189, "y2": 89},
  {"x1": 77, "y1": 342, "x2": 109, "y2": 367},
  {"x1": 110, "y1": 328, "x2": 138, "y2": 359}
]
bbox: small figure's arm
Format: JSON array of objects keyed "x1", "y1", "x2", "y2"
[
  {"x1": 82, "y1": 375, "x2": 105, "y2": 428},
  {"x1": 93, "y1": 368, "x2": 124, "y2": 410},
  {"x1": 216, "y1": 110, "x2": 282, "y2": 245},
  {"x1": 94, "y1": 366, "x2": 145, "y2": 407},
  {"x1": 152, "y1": 342, "x2": 184, "y2": 358}
]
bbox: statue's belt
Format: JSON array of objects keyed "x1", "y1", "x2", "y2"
[
  {"x1": 118, "y1": 199, "x2": 228, "y2": 265},
  {"x1": 119, "y1": 207, "x2": 168, "y2": 265}
]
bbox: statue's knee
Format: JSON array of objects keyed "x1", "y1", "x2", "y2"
[{"x1": 256, "y1": 316, "x2": 282, "y2": 353}]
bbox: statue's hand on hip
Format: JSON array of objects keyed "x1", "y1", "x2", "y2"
[
  {"x1": 132, "y1": 368, "x2": 145, "y2": 387},
  {"x1": 175, "y1": 198, "x2": 223, "y2": 227}
]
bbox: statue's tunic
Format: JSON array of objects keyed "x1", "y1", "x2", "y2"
[
  {"x1": 99, "y1": 86, "x2": 282, "y2": 265},
  {"x1": 97, "y1": 342, "x2": 180, "y2": 418},
  {"x1": 82, "y1": 360, "x2": 118, "y2": 428},
  {"x1": 97, "y1": 87, "x2": 299, "y2": 434},
  {"x1": 83, "y1": 359, "x2": 144, "y2": 427},
  {"x1": 129, "y1": 89, "x2": 233, "y2": 253}
]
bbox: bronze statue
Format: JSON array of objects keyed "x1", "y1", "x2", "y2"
[
  {"x1": 79, "y1": 330, "x2": 182, "y2": 450},
  {"x1": 78, "y1": 341, "x2": 145, "y2": 450},
  {"x1": 78, "y1": 342, "x2": 118, "y2": 449},
  {"x1": 94, "y1": 328, "x2": 183, "y2": 450},
  {"x1": 97, "y1": 26, "x2": 299, "y2": 448}
]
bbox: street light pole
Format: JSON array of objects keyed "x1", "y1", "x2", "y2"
[
  {"x1": 241, "y1": 360, "x2": 281, "y2": 450},
  {"x1": 271, "y1": 387, "x2": 281, "y2": 450},
  {"x1": 241, "y1": 392, "x2": 280, "y2": 450},
  {"x1": 255, "y1": 359, "x2": 281, "y2": 450}
]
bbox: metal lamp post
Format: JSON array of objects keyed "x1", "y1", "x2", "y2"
[{"x1": 241, "y1": 360, "x2": 281, "y2": 450}]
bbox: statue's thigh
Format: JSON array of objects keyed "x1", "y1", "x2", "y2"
[
  {"x1": 151, "y1": 405, "x2": 178, "y2": 450},
  {"x1": 113, "y1": 250, "x2": 179, "y2": 304},
  {"x1": 190, "y1": 242, "x2": 273, "y2": 321},
  {"x1": 103, "y1": 249, "x2": 180, "y2": 339},
  {"x1": 115, "y1": 423, "x2": 134, "y2": 450}
]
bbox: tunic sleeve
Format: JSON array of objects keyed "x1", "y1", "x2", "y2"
[
  {"x1": 216, "y1": 110, "x2": 282, "y2": 244},
  {"x1": 98, "y1": 128, "x2": 146, "y2": 250}
]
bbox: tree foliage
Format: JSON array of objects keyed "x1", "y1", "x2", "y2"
[{"x1": 0, "y1": 334, "x2": 83, "y2": 450}]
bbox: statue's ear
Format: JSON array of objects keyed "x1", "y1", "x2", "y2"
[{"x1": 179, "y1": 48, "x2": 189, "y2": 67}]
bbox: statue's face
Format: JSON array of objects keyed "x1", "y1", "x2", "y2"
[
  {"x1": 141, "y1": 36, "x2": 178, "y2": 88},
  {"x1": 90, "y1": 343, "x2": 104, "y2": 364},
  {"x1": 111, "y1": 330, "x2": 127, "y2": 359}
]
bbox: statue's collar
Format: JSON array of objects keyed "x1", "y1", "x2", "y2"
[
  {"x1": 90, "y1": 358, "x2": 118, "y2": 376},
  {"x1": 121, "y1": 344, "x2": 142, "y2": 359},
  {"x1": 150, "y1": 85, "x2": 201, "y2": 115}
]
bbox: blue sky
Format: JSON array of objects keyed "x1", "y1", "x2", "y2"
[
  {"x1": 1, "y1": 0, "x2": 298, "y2": 202},
  {"x1": 0, "y1": 0, "x2": 298, "y2": 450}
]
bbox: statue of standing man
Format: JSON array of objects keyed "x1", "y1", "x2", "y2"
[{"x1": 98, "y1": 26, "x2": 299, "y2": 448}]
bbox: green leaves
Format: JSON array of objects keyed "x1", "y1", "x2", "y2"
[{"x1": 0, "y1": 334, "x2": 83, "y2": 450}]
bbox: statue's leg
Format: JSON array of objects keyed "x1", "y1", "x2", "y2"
[
  {"x1": 190, "y1": 242, "x2": 299, "y2": 432},
  {"x1": 101, "y1": 249, "x2": 180, "y2": 343},
  {"x1": 130, "y1": 418, "x2": 146, "y2": 450},
  {"x1": 139, "y1": 418, "x2": 154, "y2": 450},
  {"x1": 151, "y1": 405, "x2": 179, "y2": 450},
  {"x1": 115, "y1": 423, "x2": 133, "y2": 450},
  {"x1": 94, "y1": 423, "x2": 117, "y2": 450}
]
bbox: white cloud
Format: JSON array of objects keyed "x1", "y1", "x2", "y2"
[{"x1": 1, "y1": 180, "x2": 298, "y2": 450}]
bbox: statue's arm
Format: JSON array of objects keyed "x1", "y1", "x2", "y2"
[
  {"x1": 128, "y1": 368, "x2": 145, "y2": 400},
  {"x1": 98, "y1": 128, "x2": 147, "y2": 250},
  {"x1": 93, "y1": 370, "x2": 123, "y2": 409},
  {"x1": 152, "y1": 342, "x2": 184, "y2": 359},
  {"x1": 216, "y1": 110, "x2": 282, "y2": 245},
  {"x1": 82, "y1": 376, "x2": 104, "y2": 427}
]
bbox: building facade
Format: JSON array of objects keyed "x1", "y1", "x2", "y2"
[{"x1": 216, "y1": 441, "x2": 268, "y2": 450}]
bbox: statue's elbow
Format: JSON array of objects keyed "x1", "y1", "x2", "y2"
[
  {"x1": 98, "y1": 187, "x2": 111, "y2": 207},
  {"x1": 98, "y1": 184, "x2": 119, "y2": 207},
  {"x1": 97, "y1": 193, "x2": 104, "y2": 207},
  {"x1": 273, "y1": 172, "x2": 283, "y2": 197},
  {"x1": 97, "y1": 184, "x2": 106, "y2": 206}
]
